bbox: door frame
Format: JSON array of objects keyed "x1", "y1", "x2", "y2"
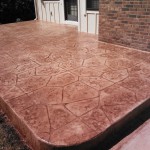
[{"x1": 62, "y1": 0, "x2": 79, "y2": 26}]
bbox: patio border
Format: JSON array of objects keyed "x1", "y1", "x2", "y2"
[{"x1": 0, "y1": 96, "x2": 150, "y2": 150}]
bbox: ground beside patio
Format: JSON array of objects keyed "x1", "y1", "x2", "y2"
[
  {"x1": 0, "y1": 111, "x2": 30, "y2": 150},
  {"x1": 112, "y1": 119, "x2": 150, "y2": 150},
  {"x1": 0, "y1": 21, "x2": 150, "y2": 149}
]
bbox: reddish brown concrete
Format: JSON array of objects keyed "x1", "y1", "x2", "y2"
[
  {"x1": 0, "y1": 21, "x2": 150, "y2": 150},
  {"x1": 112, "y1": 120, "x2": 150, "y2": 150}
]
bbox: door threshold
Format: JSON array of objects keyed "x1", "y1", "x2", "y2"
[{"x1": 64, "y1": 20, "x2": 78, "y2": 26}]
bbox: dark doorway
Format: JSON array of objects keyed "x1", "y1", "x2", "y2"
[{"x1": 64, "y1": 0, "x2": 78, "y2": 22}]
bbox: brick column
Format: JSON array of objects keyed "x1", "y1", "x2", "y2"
[{"x1": 99, "y1": 0, "x2": 150, "y2": 51}]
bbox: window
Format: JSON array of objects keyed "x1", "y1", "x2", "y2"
[
  {"x1": 86, "y1": 0, "x2": 99, "y2": 11},
  {"x1": 64, "y1": 0, "x2": 78, "y2": 21}
]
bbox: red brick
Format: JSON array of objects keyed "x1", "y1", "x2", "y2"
[{"x1": 99, "y1": 0, "x2": 150, "y2": 52}]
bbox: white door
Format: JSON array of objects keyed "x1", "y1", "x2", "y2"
[{"x1": 78, "y1": 0, "x2": 99, "y2": 34}]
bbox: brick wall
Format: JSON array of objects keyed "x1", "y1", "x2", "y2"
[{"x1": 99, "y1": 0, "x2": 150, "y2": 51}]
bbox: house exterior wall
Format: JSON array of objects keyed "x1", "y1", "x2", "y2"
[
  {"x1": 34, "y1": 0, "x2": 99, "y2": 34},
  {"x1": 99, "y1": 0, "x2": 150, "y2": 51},
  {"x1": 35, "y1": 0, "x2": 64, "y2": 23}
]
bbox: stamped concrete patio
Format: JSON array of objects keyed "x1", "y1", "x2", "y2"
[{"x1": 0, "y1": 21, "x2": 150, "y2": 150}]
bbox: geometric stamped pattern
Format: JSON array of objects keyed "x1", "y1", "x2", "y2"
[
  {"x1": 119, "y1": 75, "x2": 150, "y2": 100},
  {"x1": 50, "y1": 120, "x2": 97, "y2": 145},
  {"x1": 79, "y1": 77, "x2": 113, "y2": 90},
  {"x1": 28, "y1": 87, "x2": 63, "y2": 105},
  {"x1": 0, "y1": 21, "x2": 150, "y2": 148},
  {"x1": 105, "y1": 58, "x2": 139, "y2": 70},
  {"x1": 0, "y1": 72, "x2": 17, "y2": 86},
  {"x1": 100, "y1": 85, "x2": 137, "y2": 106},
  {"x1": 17, "y1": 76, "x2": 50, "y2": 93},
  {"x1": 59, "y1": 59, "x2": 83, "y2": 70},
  {"x1": 83, "y1": 56, "x2": 107, "y2": 67},
  {"x1": 0, "y1": 85, "x2": 24, "y2": 100},
  {"x1": 128, "y1": 62, "x2": 150, "y2": 77},
  {"x1": 47, "y1": 72, "x2": 78, "y2": 87},
  {"x1": 19, "y1": 104, "x2": 50, "y2": 141},
  {"x1": 66, "y1": 97, "x2": 99, "y2": 116},
  {"x1": 70, "y1": 67, "x2": 102, "y2": 77},
  {"x1": 81, "y1": 108, "x2": 111, "y2": 131},
  {"x1": 63, "y1": 81, "x2": 99, "y2": 103},
  {"x1": 36, "y1": 64, "x2": 65, "y2": 76},
  {"x1": 102, "y1": 69, "x2": 128, "y2": 83},
  {"x1": 48, "y1": 105, "x2": 76, "y2": 129}
]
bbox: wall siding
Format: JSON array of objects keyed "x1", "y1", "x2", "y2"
[
  {"x1": 99, "y1": 0, "x2": 150, "y2": 51},
  {"x1": 35, "y1": 0, "x2": 64, "y2": 24}
]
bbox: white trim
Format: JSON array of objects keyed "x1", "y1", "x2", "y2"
[
  {"x1": 64, "y1": 20, "x2": 78, "y2": 26},
  {"x1": 86, "y1": 10, "x2": 99, "y2": 14},
  {"x1": 34, "y1": 0, "x2": 38, "y2": 20},
  {"x1": 43, "y1": 1, "x2": 60, "y2": 4},
  {"x1": 78, "y1": 0, "x2": 81, "y2": 31}
]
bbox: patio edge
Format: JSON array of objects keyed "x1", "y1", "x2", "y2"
[{"x1": 0, "y1": 97, "x2": 150, "y2": 150}]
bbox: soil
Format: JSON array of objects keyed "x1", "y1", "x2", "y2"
[{"x1": 0, "y1": 111, "x2": 31, "y2": 150}]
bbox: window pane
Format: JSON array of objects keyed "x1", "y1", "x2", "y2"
[{"x1": 87, "y1": 0, "x2": 99, "y2": 11}]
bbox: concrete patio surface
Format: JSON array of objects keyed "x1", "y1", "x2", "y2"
[{"x1": 0, "y1": 21, "x2": 150, "y2": 150}]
